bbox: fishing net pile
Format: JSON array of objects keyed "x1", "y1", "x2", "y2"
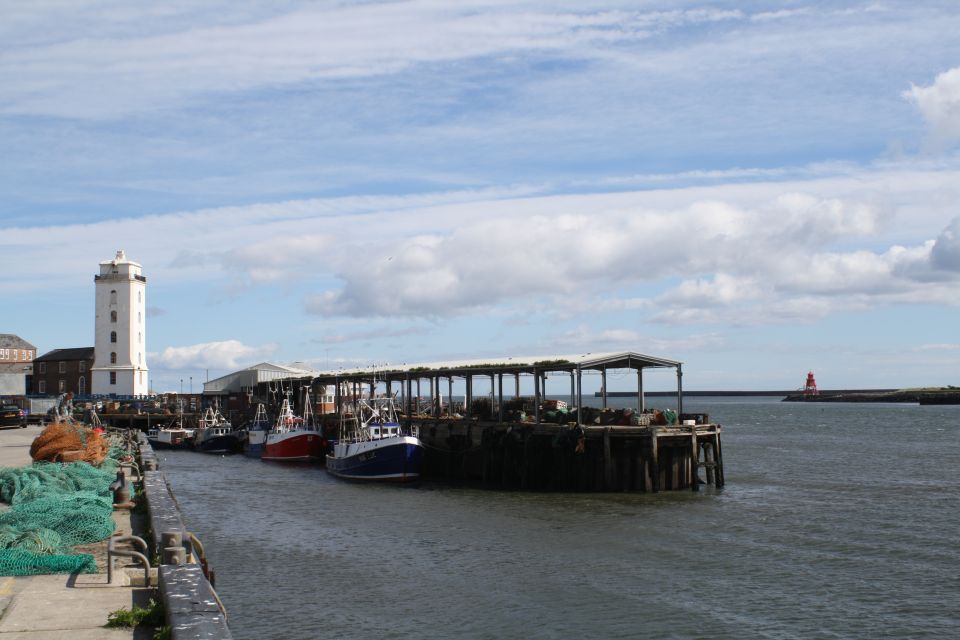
[
  {"x1": 0, "y1": 458, "x2": 119, "y2": 576},
  {"x1": 29, "y1": 420, "x2": 110, "y2": 465}
]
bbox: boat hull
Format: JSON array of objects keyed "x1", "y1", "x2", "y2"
[
  {"x1": 195, "y1": 434, "x2": 241, "y2": 454},
  {"x1": 148, "y1": 437, "x2": 193, "y2": 451},
  {"x1": 244, "y1": 430, "x2": 268, "y2": 458},
  {"x1": 262, "y1": 431, "x2": 325, "y2": 462},
  {"x1": 326, "y1": 436, "x2": 423, "y2": 482}
]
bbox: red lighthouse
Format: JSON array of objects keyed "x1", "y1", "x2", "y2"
[{"x1": 803, "y1": 371, "x2": 818, "y2": 397}]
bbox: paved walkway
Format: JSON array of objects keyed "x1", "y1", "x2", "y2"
[{"x1": 0, "y1": 425, "x2": 151, "y2": 639}]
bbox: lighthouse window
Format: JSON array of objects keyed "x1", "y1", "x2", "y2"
[
  {"x1": 110, "y1": 352, "x2": 117, "y2": 364},
  {"x1": 110, "y1": 372, "x2": 116, "y2": 385},
  {"x1": 110, "y1": 310, "x2": 117, "y2": 323},
  {"x1": 110, "y1": 331, "x2": 117, "y2": 343},
  {"x1": 138, "y1": 291, "x2": 141, "y2": 303},
  {"x1": 138, "y1": 332, "x2": 142, "y2": 344},
  {"x1": 110, "y1": 290, "x2": 117, "y2": 305},
  {"x1": 138, "y1": 312, "x2": 141, "y2": 324}
]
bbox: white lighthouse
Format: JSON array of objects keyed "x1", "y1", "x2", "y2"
[{"x1": 91, "y1": 250, "x2": 149, "y2": 396}]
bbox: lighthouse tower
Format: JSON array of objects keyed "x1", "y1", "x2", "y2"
[{"x1": 91, "y1": 250, "x2": 149, "y2": 396}]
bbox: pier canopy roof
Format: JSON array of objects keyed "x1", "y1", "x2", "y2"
[{"x1": 314, "y1": 351, "x2": 680, "y2": 381}]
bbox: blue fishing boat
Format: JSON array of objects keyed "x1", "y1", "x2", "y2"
[
  {"x1": 326, "y1": 395, "x2": 423, "y2": 482},
  {"x1": 243, "y1": 403, "x2": 270, "y2": 458}
]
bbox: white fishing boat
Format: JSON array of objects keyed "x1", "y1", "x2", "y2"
[{"x1": 194, "y1": 406, "x2": 240, "y2": 454}]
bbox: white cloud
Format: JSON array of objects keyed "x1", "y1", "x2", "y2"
[
  {"x1": 0, "y1": 3, "x2": 753, "y2": 119},
  {"x1": 151, "y1": 340, "x2": 276, "y2": 370},
  {"x1": 904, "y1": 67, "x2": 960, "y2": 150},
  {"x1": 930, "y1": 217, "x2": 960, "y2": 271}
]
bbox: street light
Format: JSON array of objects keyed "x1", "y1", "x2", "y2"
[
  {"x1": 190, "y1": 376, "x2": 192, "y2": 394},
  {"x1": 180, "y1": 378, "x2": 183, "y2": 395}
]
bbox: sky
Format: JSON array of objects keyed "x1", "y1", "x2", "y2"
[{"x1": 2, "y1": 0, "x2": 960, "y2": 394}]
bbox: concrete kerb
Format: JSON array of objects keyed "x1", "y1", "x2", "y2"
[{"x1": 138, "y1": 440, "x2": 232, "y2": 639}]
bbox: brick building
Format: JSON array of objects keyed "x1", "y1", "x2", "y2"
[
  {"x1": 0, "y1": 334, "x2": 36, "y2": 395},
  {"x1": 32, "y1": 347, "x2": 95, "y2": 396}
]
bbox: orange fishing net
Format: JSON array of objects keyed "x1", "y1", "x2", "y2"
[{"x1": 29, "y1": 421, "x2": 109, "y2": 466}]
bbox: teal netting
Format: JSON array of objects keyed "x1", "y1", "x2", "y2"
[{"x1": 0, "y1": 460, "x2": 119, "y2": 576}]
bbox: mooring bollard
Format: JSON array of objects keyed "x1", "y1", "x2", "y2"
[
  {"x1": 161, "y1": 530, "x2": 186, "y2": 564},
  {"x1": 111, "y1": 470, "x2": 130, "y2": 504}
]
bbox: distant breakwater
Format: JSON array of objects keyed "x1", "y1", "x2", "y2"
[{"x1": 782, "y1": 389, "x2": 960, "y2": 404}]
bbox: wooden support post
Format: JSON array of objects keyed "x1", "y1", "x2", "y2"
[
  {"x1": 715, "y1": 432, "x2": 725, "y2": 487},
  {"x1": 490, "y1": 374, "x2": 496, "y2": 420},
  {"x1": 465, "y1": 375, "x2": 472, "y2": 419},
  {"x1": 650, "y1": 430, "x2": 660, "y2": 493},
  {"x1": 576, "y1": 366, "x2": 583, "y2": 426},
  {"x1": 386, "y1": 379, "x2": 392, "y2": 399},
  {"x1": 637, "y1": 368, "x2": 645, "y2": 413},
  {"x1": 448, "y1": 377, "x2": 453, "y2": 416},
  {"x1": 416, "y1": 378, "x2": 421, "y2": 412},
  {"x1": 705, "y1": 441, "x2": 716, "y2": 486},
  {"x1": 404, "y1": 376, "x2": 411, "y2": 416},
  {"x1": 335, "y1": 376, "x2": 341, "y2": 417},
  {"x1": 676, "y1": 364, "x2": 684, "y2": 418},
  {"x1": 603, "y1": 427, "x2": 612, "y2": 490},
  {"x1": 691, "y1": 432, "x2": 699, "y2": 491},
  {"x1": 533, "y1": 369, "x2": 541, "y2": 424},
  {"x1": 601, "y1": 366, "x2": 608, "y2": 409},
  {"x1": 514, "y1": 373, "x2": 520, "y2": 398},
  {"x1": 498, "y1": 374, "x2": 503, "y2": 423},
  {"x1": 569, "y1": 371, "x2": 575, "y2": 408}
]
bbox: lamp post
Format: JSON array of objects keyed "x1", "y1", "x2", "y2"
[
  {"x1": 180, "y1": 378, "x2": 183, "y2": 395},
  {"x1": 190, "y1": 376, "x2": 193, "y2": 394}
]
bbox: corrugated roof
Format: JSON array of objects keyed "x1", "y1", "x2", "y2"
[{"x1": 315, "y1": 352, "x2": 680, "y2": 377}]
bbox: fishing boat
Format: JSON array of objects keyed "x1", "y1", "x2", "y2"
[
  {"x1": 326, "y1": 394, "x2": 423, "y2": 482},
  {"x1": 262, "y1": 390, "x2": 325, "y2": 462},
  {"x1": 194, "y1": 406, "x2": 240, "y2": 454},
  {"x1": 243, "y1": 403, "x2": 271, "y2": 458},
  {"x1": 147, "y1": 402, "x2": 194, "y2": 450}
]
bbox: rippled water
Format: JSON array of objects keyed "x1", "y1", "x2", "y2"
[{"x1": 157, "y1": 398, "x2": 960, "y2": 639}]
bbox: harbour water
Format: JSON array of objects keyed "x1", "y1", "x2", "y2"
[{"x1": 158, "y1": 398, "x2": 960, "y2": 639}]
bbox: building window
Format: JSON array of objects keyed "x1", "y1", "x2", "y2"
[
  {"x1": 59, "y1": 361, "x2": 65, "y2": 373},
  {"x1": 78, "y1": 376, "x2": 86, "y2": 395},
  {"x1": 139, "y1": 371, "x2": 143, "y2": 384},
  {"x1": 110, "y1": 290, "x2": 117, "y2": 305},
  {"x1": 79, "y1": 361, "x2": 85, "y2": 373},
  {"x1": 138, "y1": 332, "x2": 141, "y2": 344},
  {"x1": 110, "y1": 352, "x2": 117, "y2": 364},
  {"x1": 138, "y1": 352, "x2": 142, "y2": 365},
  {"x1": 38, "y1": 380, "x2": 46, "y2": 394},
  {"x1": 110, "y1": 372, "x2": 116, "y2": 385},
  {"x1": 39, "y1": 362, "x2": 46, "y2": 374},
  {"x1": 110, "y1": 310, "x2": 117, "y2": 323},
  {"x1": 110, "y1": 331, "x2": 117, "y2": 343},
  {"x1": 58, "y1": 379, "x2": 65, "y2": 393}
]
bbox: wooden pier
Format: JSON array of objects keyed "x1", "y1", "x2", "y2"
[{"x1": 255, "y1": 351, "x2": 726, "y2": 492}]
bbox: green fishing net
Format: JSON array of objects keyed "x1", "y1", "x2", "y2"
[{"x1": 0, "y1": 460, "x2": 119, "y2": 576}]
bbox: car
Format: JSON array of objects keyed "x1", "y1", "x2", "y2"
[{"x1": 0, "y1": 405, "x2": 26, "y2": 429}]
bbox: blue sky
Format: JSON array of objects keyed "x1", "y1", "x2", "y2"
[{"x1": 2, "y1": 1, "x2": 960, "y2": 393}]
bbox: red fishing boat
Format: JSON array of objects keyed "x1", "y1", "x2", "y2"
[{"x1": 262, "y1": 389, "x2": 324, "y2": 462}]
